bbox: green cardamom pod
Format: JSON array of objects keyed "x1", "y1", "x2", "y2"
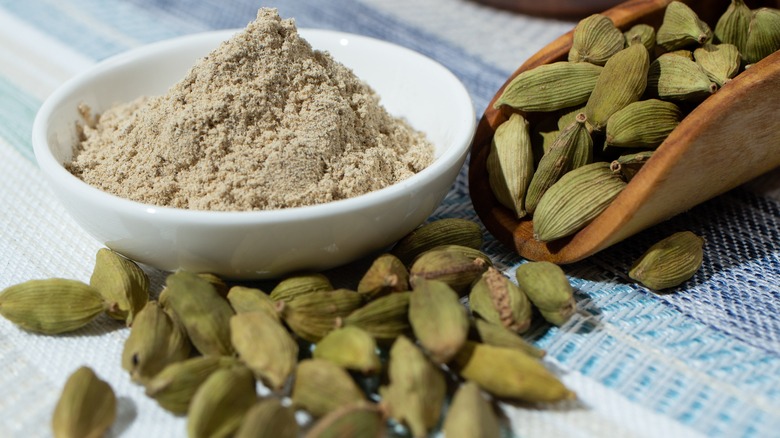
[
  {"x1": 121, "y1": 301, "x2": 191, "y2": 384},
  {"x1": 568, "y1": 14, "x2": 625, "y2": 65},
  {"x1": 235, "y1": 399, "x2": 299, "y2": 438},
  {"x1": 694, "y1": 43, "x2": 741, "y2": 87},
  {"x1": 487, "y1": 113, "x2": 535, "y2": 219},
  {"x1": 647, "y1": 53, "x2": 718, "y2": 101},
  {"x1": 409, "y1": 245, "x2": 492, "y2": 296},
  {"x1": 90, "y1": 248, "x2": 149, "y2": 325},
  {"x1": 197, "y1": 273, "x2": 229, "y2": 298},
  {"x1": 304, "y1": 403, "x2": 384, "y2": 438},
  {"x1": 227, "y1": 286, "x2": 279, "y2": 320},
  {"x1": 469, "y1": 267, "x2": 532, "y2": 333},
  {"x1": 629, "y1": 231, "x2": 704, "y2": 290},
  {"x1": 279, "y1": 289, "x2": 364, "y2": 342},
  {"x1": 493, "y1": 61, "x2": 603, "y2": 112},
  {"x1": 409, "y1": 279, "x2": 469, "y2": 364},
  {"x1": 187, "y1": 365, "x2": 257, "y2": 438},
  {"x1": 0, "y1": 279, "x2": 106, "y2": 334},
  {"x1": 291, "y1": 358, "x2": 367, "y2": 418},
  {"x1": 162, "y1": 271, "x2": 235, "y2": 356},
  {"x1": 392, "y1": 218, "x2": 483, "y2": 267},
  {"x1": 605, "y1": 99, "x2": 681, "y2": 150},
  {"x1": 269, "y1": 273, "x2": 333, "y2": 302},
  {"x1": 145, "y1": 356, "x2": 239, "y2": 415},
  {"x1": 313, "y1": 326, "x2": 381, "y2": 374},
  {"x1": 379, "y1": 336, "x2": 446, "y2": 438},
  {"x1": 525, "y1": 112, "x2": 593, "y2": 214},
  {"x1": 624, "y1": 23, "x2": 657, "y2": 53},
  {"x1": 230, "y1": 311, "x2": 298, "y2": 391},
  {"x1": 657, "y1": 1, "x2": 712, "y2": 51},
  {"x1": 515, "y1": 261, "x2": 576, "y2": 326},
  {"x1": 357, "y1": 253, "x2": 409, "y2": 300},
  {"x1": 342, "y1": 291, "x2": 411, "y2": 341},
  {"x1": 451, "y1": 341, "x2": 575, "y2": 403},
  {"x1": 715, "y1": 0, "x2": 751, "y2": 54},
  {"x1": 584, "y1": 43, "x2": 650, "y2": 131},
  {"x1": 610, "y1": 150, "x2": 655, "y2": 182},
  {"x1": 744, "y1": 8, "x2": 780, "y2": 65},
  {"x1": 471, "y1": 318, "x2": 546, "y2": 359},
  {"x1": 443, "y1": 381, "x2": 501, "y2": 438},
  {"x1": 52, "y1": 366, "x2": 116, "y2": 438},
  {"x1": 533, "y1": 162, "x2": 627, "y2": 242}
]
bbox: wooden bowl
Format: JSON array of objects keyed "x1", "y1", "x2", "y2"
[{"x1": 468, "y1": 0, "x2": 780, "y2": 264}]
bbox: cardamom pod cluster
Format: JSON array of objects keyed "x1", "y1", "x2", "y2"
[
  {"x1": 491, "y1": 0, "x2": 779, "y2": 244},
  {"x1": 0, "y1": 218, "x2": 588, "y2": 437}
]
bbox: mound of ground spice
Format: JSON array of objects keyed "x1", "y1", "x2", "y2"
[{"x1": 68, "y1": 8, "x2": 433, "y2": 211}]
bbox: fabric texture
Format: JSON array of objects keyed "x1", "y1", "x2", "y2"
[{"x1": 0, "y1": 1, "x2": 778, "y2": 437}]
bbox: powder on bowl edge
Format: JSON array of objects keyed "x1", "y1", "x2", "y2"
[{"x1": 67, "y1": 8, "x2": 434, "y2": 212}]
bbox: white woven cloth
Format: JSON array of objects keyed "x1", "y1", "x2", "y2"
[{"x1": 1, "y1": 1, "x2": 778, "y2": 436}]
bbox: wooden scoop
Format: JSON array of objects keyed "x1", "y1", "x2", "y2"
[{"x1": 468, "y1": 0, "x2": 780, "y2": 264}]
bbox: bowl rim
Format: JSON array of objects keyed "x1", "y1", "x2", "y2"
[{"x1": 32, "y1": 28, "x2": 476, "y2": 226}]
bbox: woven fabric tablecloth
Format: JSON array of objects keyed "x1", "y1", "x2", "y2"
[{"x1": 1, "y1": 1, "x2": 779, "y2": 437}]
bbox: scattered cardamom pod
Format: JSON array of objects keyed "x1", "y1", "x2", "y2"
[
  {"x1": 487, "y1": 113, "x2": 535, "y2": 219},
  {"x1": 604, "y1": 99, "x2": 681, "y2": 150},
  {"x1": 694, "y1": 43, "x2": 741, "y2": 87},
  {"x1": 409, "y1": 279, "x2": 469, "y2": 364},
  {"x1": 525, "y1": 112, "x2": 593, "y2": 214},
  {"x1": 657, "y1": 0, "x2": 712, "y2": 51},
  {"x1": 443, "y1": 381, "x2": 501, "y2": 438},
  {"x1": 145, "y1": 356, "x2": 239, "y2": 415},
  {"x1": 304, "y1": 403, "x2": 385, "y2": 438},
  {"x1": 291, "y1": 358, "x2": 367, "y2": 418},
  {"x1": 230, "y1": 311, "x2": 298, "y2": 391},
  {"x1": 279, "y1": 289, "x2": 364, "y2": 342},
  {"x1": 533, "y1": 162, "x2": 627, "y2": 242},
  {"x1": 357, "y1": 253, "x2": 410, "y2": 299},
  {"x1": 452, "y1": 341, "x2": 575, "y2": 403},
  {"x1": 629, "y1": 231, "x2": 705, "y2": 290},
  {"x1": 469, "y1": 267, "x2": 532, "y2": 333},
  {"x1": 515, "y1": 261, "x2": 576, "y2": 326},
  {"x1": 379, "y1": 336, "x2": 446, "y2": 438},
  {"x1": 471, "y1": 318, "x2": 546, "y2": 359},
  {"x1": 121, "y1": 300, "x2": 191, "y2": 384},
  {"x1": 342, "y1": 291, "x2": 411, "y2": 341},
  {"x1": 624, "y1": 23, "x2": 656, "y2": 53},
  {"x1": 743, "y1": 7, "x2": 780, "y2": 64},
  {"x1": 493, "y1": 61, "x2": 603, "y2": 112},
  {"x1": 90, "y1": 248, "x2": 149, "y2": 325},
  {"x1": 715, "y1": 0, "x2": 751, "y2": 54},
  {"x1": 391, "y1": 218, "x2": 483, "y2": 266},
  {"x1": 227, "y1": 285, "x2": 279, "y2": 320},
  {"x1": 162, "y1": 271, "x2": 235, "y2": 356},
  {"x1": 647, "y1": 53, "x2": 718, "y2": 101},
  {"x1": 568, "y1": 14, "x2": 624, "y2": 65},
  {"x1": 313, "y1": 326, "x2": 381, "y2": 374},
  {"x1": 52, "y1": 366, "x2": 116, "y2": 438},
  {"x1": 269, "y1": 273, "x2": 333, "y2": 302},
  {"x1": 610, "y1": 150, "x2": 655, "y2": 182},
  {"x1": 187, "y1": 365, "x2": 257, "y2": 438},
  {"x1": 584, "y1": 43, "x2": 650, "y2": 131},
  {"x1": 409, "y1": 245, "x2": 492, "y2": 296},
  {"x1": 0, "y1": 279, "x2": 107, "y2": 334},
  {"x1": 235, "y1": 399, "x2": 299, "y2": 438}
]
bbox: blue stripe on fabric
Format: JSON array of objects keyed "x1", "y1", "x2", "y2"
[
  {"x1": 0, "y1": 0, "x2": 207, "y2": 60},
  {"x1": 0, "y1": 75, "x2": 38, "y2": 161}
]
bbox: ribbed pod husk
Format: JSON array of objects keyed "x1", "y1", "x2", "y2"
[
  {"x1": 568, "y1": 14, "x2": 625, "y2": 65},
  {"x1": 629, "y1": 231, "x2": 705, "y2": 290},
  {"x1": 647, "y1": 53, "x2": 717, "y2": 101},
  {"x1": 605, "y1": 99, "x2": 681, "y2": 149},
  {"x1": 487, "y1": 113, "x2": 535, "y2": 219}
]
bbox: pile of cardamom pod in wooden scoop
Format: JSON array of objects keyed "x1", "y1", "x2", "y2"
[
  {"x1": 489, "y1": 0, "x2": 779, "y2": 242},
  {"x1": 1, "y1": 218, "x2": 586, "y2": 438}
]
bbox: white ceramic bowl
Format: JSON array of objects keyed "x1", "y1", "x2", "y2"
[{"x1": 32, "y1": 29, "x2": 475, "y2": 279}]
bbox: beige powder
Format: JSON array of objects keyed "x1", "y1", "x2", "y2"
[{"x1": 68, "y1": 8, "x2": 434, "y2": 211}]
